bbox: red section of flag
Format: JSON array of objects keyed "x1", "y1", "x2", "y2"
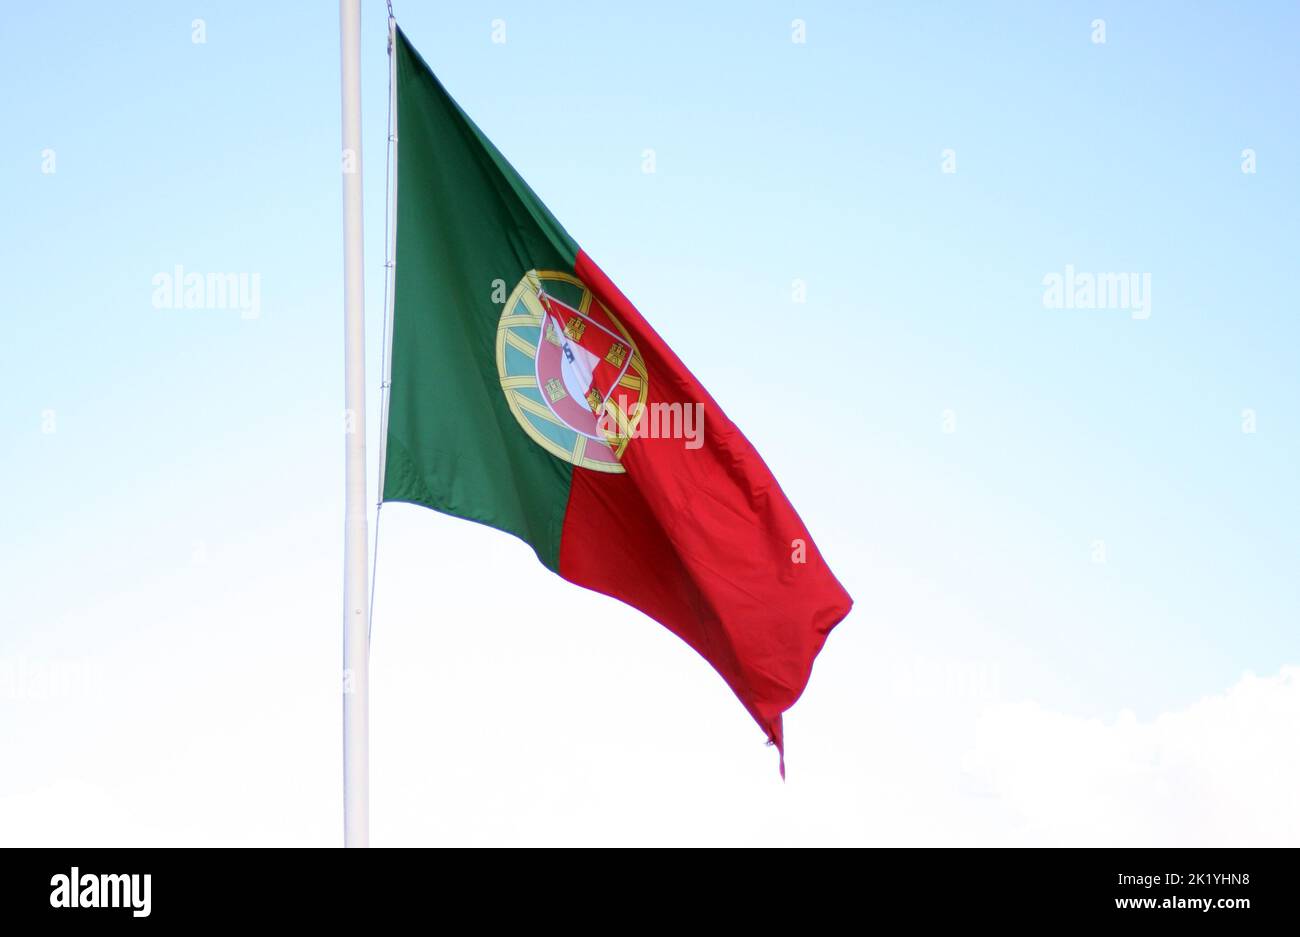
[{"x1": 557, "y1": 250, "x2": 853, "y2": 776}]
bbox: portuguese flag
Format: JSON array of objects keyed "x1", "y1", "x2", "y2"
[{"x1": 383, "y1": 29, "x2": 852, "y2": 772}]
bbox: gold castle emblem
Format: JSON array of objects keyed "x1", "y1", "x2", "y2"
[{"x1": 563, "y1": 318, "x2": 586, "y2": 342}]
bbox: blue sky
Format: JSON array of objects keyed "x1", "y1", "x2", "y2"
[{"x1": 1, "y1": 2, "x2": 1297, "y2": 845}]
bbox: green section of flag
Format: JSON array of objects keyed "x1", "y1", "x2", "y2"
[{"x1": 382, "y1": 29, "x2": 579, "y2": 570}]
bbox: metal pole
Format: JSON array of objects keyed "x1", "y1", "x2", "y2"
[{"x1": 338, "y1": 0, "x2": 370, "y2": 848}]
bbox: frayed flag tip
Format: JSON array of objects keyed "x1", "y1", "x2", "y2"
[{"x1": 765, "y1": 737, "x2": 786, "y2": 781}]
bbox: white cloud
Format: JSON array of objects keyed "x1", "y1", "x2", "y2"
[{"x1": 965, "y1": 667, "x2": 1300, "y2": 846}]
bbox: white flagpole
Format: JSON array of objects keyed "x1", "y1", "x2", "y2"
[{"x1": 338, "y1": 0, "x2": 370, "y2": 848}]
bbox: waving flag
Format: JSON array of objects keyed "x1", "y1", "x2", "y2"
[{"x1": 382, "y1": 28, "x2": 852, "y2": 772}]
